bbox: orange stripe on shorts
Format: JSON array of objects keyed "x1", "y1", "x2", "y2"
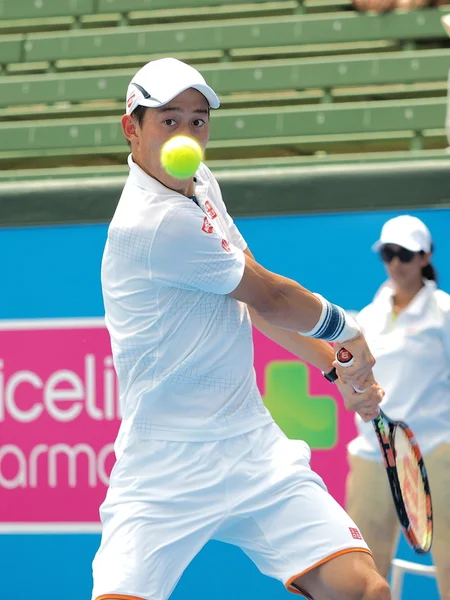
[
  {"x1": 285, "y1": 547, "x2": 373, "y2": 596},
  {"x1": 96, "y1": 595, "x2": 147, "y2": 600}
]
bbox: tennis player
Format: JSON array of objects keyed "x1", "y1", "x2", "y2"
[{"x1": 92, "y1": 57, "x2": 390, "y2": 600}]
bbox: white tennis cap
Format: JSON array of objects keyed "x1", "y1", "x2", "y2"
[
  {"x1": 125, "y1": 57, "x2": 220, "y2": 114},
  {"x1": 372, "y1": 215, "x2": 432, "y2": 253}
]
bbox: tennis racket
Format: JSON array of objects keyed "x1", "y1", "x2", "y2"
[{"x1": 336, "y1": 348, "x2": 433, "y2": 554}]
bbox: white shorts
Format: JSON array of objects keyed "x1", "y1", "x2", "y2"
[{"x1": 92, "y1": 423, "x2": 370, "y2": 600}]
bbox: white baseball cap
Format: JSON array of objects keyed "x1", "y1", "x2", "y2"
[
  {"x1": 125, "y1": 57, "x2": 220, "y2": 115},
  {"x1": 372, "y1": 215, "x2": 432, "y2": 253}
]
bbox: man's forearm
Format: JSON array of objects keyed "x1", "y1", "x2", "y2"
[
  {"x1": 249, "y1": 307, "x2": 335, "y2": 373},
  {"x1": 239, "y1": 247, "x2": 359, "y2": 344}
]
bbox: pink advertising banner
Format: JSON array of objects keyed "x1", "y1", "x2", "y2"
[
  {"x1": 0, "y1": 319, "x2": 118, "y2": 530},
  {"x1": 0, "y1": 319, "x2": 357, "y2": 532}
]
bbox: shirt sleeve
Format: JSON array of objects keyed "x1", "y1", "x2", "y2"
[
  {"x1": 149, "y1": 203, "x2": 245, "y2": 294},
  {"x1": 444, "y1": 314, "x2": 450, "y2": 364},
  {"x1": 355, "y1": 304, "x2": 372, "y2": 335},
  {"x1": 223, "y1": 209, "x2": 247, "y2": 251},
  {"x1": 437, "y1": 291, "x2": 450, "y2": 363},
  {"x1": 198, "y1": 163, "x2": 247, "y2": 251}
]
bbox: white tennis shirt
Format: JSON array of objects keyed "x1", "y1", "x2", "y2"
[
  {"x1": 348, "y1": 279, "x2": 450, "y2": 460},
  {"x1": 101, "y1": 156, "x2": 273, "y2": 451}
]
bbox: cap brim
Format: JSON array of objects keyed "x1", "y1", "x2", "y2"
[
  {"x1": 371, "y1": 240, "x2": 382, "y2": 252},
  {"x1": 372, "y1": 239, "x2": 422, "y2": 252},
  {"x1": 191, "y1": 84, "x2": 220, "y2": 109}
]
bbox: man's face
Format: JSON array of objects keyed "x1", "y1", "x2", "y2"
[{"x1": 121, "y1": 88, "x2": 210, "y2": 192}]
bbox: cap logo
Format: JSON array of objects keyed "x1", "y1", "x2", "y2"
[
  {"x1": 127, "y1": 93, "x2": 136, "y2": 109},
  {"x1": 132, "y1": 82, "x2": 151, "y2": 99}
]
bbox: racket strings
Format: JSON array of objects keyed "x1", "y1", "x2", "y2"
[{"x1": 394, "y1": 428, "x2": 430, "y2": 549}]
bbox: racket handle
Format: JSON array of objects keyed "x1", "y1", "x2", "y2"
[
  {"x1": 335, "y1": 348, "x2": 366, "y2": 394},
  {"x1": 338, "y1": 351, "x2": 385, "y2": 458},
  {"x1": 335, "y1": 348, "x2": 354, "y2": 367}
]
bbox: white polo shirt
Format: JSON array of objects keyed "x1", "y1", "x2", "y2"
[
  {"x1": 348, "y1": 279, "x2": 450, "y2": 460},
  {"x1": 101, "y1": 156, "x2": 273, "y2": 451}
]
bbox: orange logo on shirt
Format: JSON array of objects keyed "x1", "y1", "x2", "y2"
[
  {"x1": 349, "y1": 527, "x2": 363, "y2": 540},
  {"x1": 205, "y1": 200, "x2": 217, "y2": 219},
  {"x1": 221, "y1": 239, "x2": 230, "y2": 252},
  {"x1": 202, "y1": 217, "x2": 214, "y2": 234}
]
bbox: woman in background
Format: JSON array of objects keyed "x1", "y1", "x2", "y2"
[{"x1": 346, "y1": 215, "x2": 450, "y2": 600}]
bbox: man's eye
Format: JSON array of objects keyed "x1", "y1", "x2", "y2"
[
  {"x1": 164, "y1": 119, "x2": 176, "y2": 126},
  {"x1": 193, "y1": 119, "x2": 205, "y2": 127}
]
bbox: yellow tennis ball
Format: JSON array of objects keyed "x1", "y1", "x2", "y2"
[{"x1": 161, "y1": 135, "x2": 204, "y2": 179}]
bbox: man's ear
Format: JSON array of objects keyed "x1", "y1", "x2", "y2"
[{"x1": 121, "y1": 114, "x2": 138, "y2": 144}]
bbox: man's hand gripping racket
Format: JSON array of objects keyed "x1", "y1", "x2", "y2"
[{"x1": 336, "y1": 347, "x2": 433, "y2": 554}]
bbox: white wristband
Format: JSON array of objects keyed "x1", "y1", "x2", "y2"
[
  {"x1": 301, "y1": 294, "x2": 329, "y2": 337},
  {"x1": 301, "y1": 294, "x2": 361, "y2": 342},
  {"x1": 333, "y1": 314, "x2": 360, "y2": 343}
]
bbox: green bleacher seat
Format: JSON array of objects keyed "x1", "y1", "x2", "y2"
[
  {"x1": 0, "y1": 2, "x2": 303, "y2": 37},
  {"x1": 229, "y1": 40, "x2": 402, "y2": 61},
  {"x1": 19, "y1": 10, "x2": 448, "y2": 64},
  {"x1": 0, "y1": 148, "x2": 448, "y2": 183},
  {"x1": 205, "y1": 49, "x2": 450, "y2": 93},
  {"x1": 304, "y1": 0, "x2": 352, "y2": 12},
  {"x1": 0, "y1": 1, "x2": 302, "y2": 39},
  {"x1": 214, "y1": 98, "x2": 446, "y2": 138},
  {"x1": 0, "y1": 34, "x2": 23, "y2": 63},
  {"x1": 123, "y1": 2, "x2": 298, "y2": 27},
  {"x1": 0, "y1": 16, "x2": 76, "y2": 36},
  {"x1": 97, "y1": 0, "x2": 288, "y2": 10},
  {"x1": 1, "y1": 50, "x2": 449, "y2": 113},
  {"x1": 0, "y1": 0, "x2": 95, "y2": 20},
  {"x1": 50, "y1": 50, "x2": 225, "y2": 74},
  {"x1": 0, "y1": 98, "x2": 445, "y2": 160},
  {"x1": 0, "y1": 139, "x2": 437, "y2": 168}
]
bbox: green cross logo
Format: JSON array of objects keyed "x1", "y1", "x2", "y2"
[{"x1": 262, "y1": 361, "x2": 337, "y2": 449}]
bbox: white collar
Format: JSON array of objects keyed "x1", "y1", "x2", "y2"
[
  {"x1": 374, "y1": 279, "x2": 437, "y2": 317},
  {"x1": 127, "y1": 154, "x2": 210, "y2": 201}
]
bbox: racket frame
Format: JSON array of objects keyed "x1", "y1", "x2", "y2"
[
  {"x1": 335, "y1": 347, "x2": 433, "y2": 553},
  {"x1": 372, "y1": 409, "x2": 433, "y2": 554}
]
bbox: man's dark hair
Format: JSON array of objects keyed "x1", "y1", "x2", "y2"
[
  {"x1": 126, "y1": 105, "x2": 148, "y2": 146},
  {"x1": 131, "y1": 105, "x2": 148, "y2": 127}
]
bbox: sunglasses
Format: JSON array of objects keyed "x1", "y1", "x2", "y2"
[{"x1": 380, "y1": 245, "x2": 418, "y2": 263}]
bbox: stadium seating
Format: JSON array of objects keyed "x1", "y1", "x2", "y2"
[
  {"x1": 2, "y1": 50, "x2": 449, "y2": 111},
  {"x1": 13, "y1": 11, "x2": 450, "y2": 66},
  {"x1": 0, "y1": 0, "x2": 449, "y2": 178}
]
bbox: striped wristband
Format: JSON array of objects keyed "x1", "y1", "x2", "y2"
[{"x1": 302, "y1": 294, "x2": 360, "y2": 342}]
